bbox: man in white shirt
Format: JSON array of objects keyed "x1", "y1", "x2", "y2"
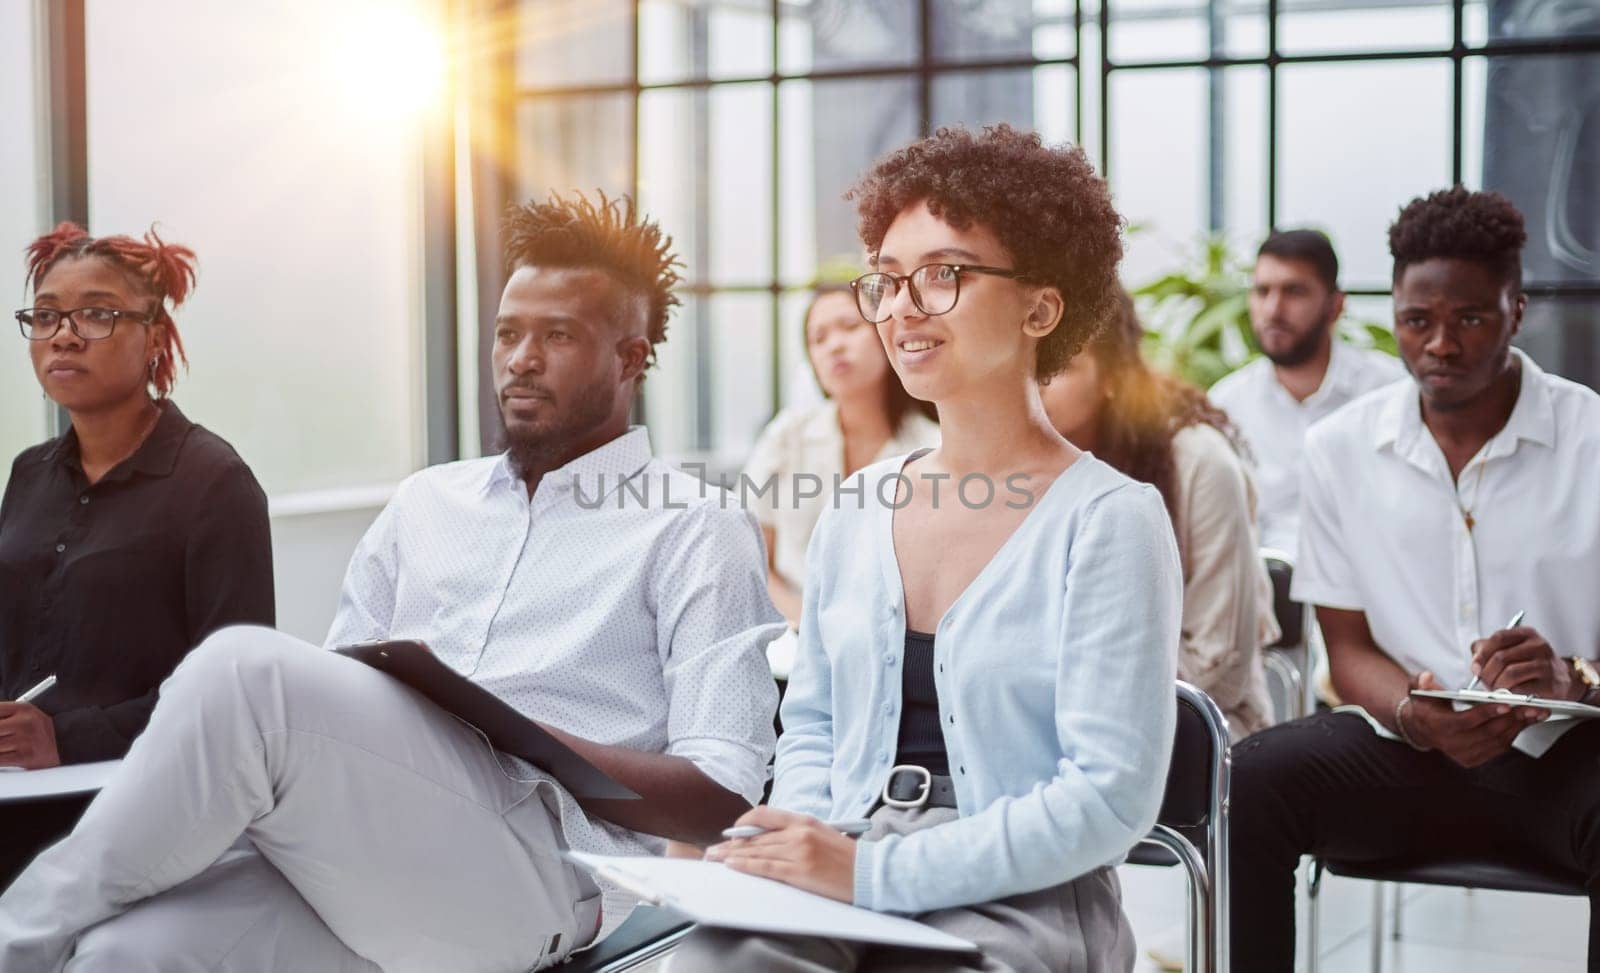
[
  {"x1": 1228, "y1": 188, "x2": 1600, "y2": 970},
  {"x1": 0, "y1": 193, "x2": 784, "y2": 972},
  {"x1": 1210, "y1": 229, "x2": 1404, "y2": 556}
]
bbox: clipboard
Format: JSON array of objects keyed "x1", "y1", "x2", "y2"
[
  {"x1": 1411, "y1": 688, "x2": 1600, "y2": 719},
  {"x1": 335, "y1": 640, "x2": 638, "y2": 800},
  {"x1": 566, "y1": 851, "x2": 978, "y2": 953}
]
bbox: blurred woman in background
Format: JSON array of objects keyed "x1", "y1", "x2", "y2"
[
  {"x1": 1043, "y1": 288, "x2": 1278, "y2": 739},
  {"x1": 743, "y1": 283, "x2": 938, "y2": 675}
]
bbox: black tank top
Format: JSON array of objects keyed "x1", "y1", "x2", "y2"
[{"x1": 893, "y1": 629, "x2": 950, "y2": 775}]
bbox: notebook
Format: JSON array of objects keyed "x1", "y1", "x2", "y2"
[{"x1": 567, "y1": 851, "x2": 977, "y2": 953}]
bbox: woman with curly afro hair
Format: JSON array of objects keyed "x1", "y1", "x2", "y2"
[
  {"x1": 678, "y1": 125, "x2": 1183, "y2": 971},
  {"x1": 0, "y1": 223, "x2": 273, "y2": 886}
]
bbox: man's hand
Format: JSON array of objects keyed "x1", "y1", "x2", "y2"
[
  {"x1": 704, "y1": 806, "x2": 858, "y2": 903},
  {"x1": 0, "y1": 702, "x2": 61, "y2": 769},
  {"x1": 1470, "y1": 626, "x2": 1577, "y2": 699},
  {"x1": 1405, "y1": 672, "x2": 1542, "y2": 768}
]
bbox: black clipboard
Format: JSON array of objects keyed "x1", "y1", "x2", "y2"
[{"x1": 335, "y1": 640, "x2": 638, "y2": 800}]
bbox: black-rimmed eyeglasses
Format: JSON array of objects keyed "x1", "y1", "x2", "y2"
[
  {"x1": 849, "y1": 263, "x2": 1029, "y2": 324},
  {"x1": 15, "y1": 307, "x2": 155, "y2": 342}
]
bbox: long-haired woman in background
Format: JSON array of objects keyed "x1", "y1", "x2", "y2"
[{"x1": 1042, "y1": 289, "x2": 1278, "y2": 740}]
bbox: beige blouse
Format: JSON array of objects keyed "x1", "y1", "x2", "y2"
[
  {"x1": 1171, "y1": 423, "x2": 1281, "y2": 739},
  {"x1": 742, "y1": 402, "x2": 941, "y2": 593}
]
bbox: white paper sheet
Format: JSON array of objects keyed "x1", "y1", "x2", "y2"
[
  {"x1": 568, "y1": 851, "x2": 976, "y2": 953},
  {"x1": 0, "y1": 760, "x2": 120, "y2": 802}
]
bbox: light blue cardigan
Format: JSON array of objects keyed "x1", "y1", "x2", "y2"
[{"x1": 770, "y1": 452, "x2": 1182, "y2": 914}]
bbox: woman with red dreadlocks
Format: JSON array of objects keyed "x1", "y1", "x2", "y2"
[{"x1": 0, "y1": 222, "x2": 274, "y2": 887}]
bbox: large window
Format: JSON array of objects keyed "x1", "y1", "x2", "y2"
[
  {"x1": 0, "y1": 3, "x2": 47, "y2": 495},
  {"x1": 486, "y1": 0, "x2": 1600, "y2": 460},
  {"x1": 81, "y1": 0, "x2": 430, "y2": 499}
]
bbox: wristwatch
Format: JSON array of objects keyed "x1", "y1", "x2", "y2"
[{"x1": 1570, "y1": 657, "x2": 1599, "y2": 704}]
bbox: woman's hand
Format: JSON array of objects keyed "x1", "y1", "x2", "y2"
[
  {"x1": 0, "y1": 702, "x2": 61, "y2": 769},
  {"x1": 704, "y1": 806, "x2": 858, "y2": 903}
]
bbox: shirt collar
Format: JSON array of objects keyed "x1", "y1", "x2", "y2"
[
  {"x1": 49, "y1": 399, "x2": 191, "y2": 482},
  {"x1": 801, "y1": 401, "x2": 841, "y2": 443},
  {"x1": 1318, "y1": 340, "x2": 1360, "y2": 396},
  {"x1": 482, "y1": 425, "x2": 655, "y2": 500},
  {"x1": 1293, "y1": 340, "x2": 1366, "y2": 407},
  {"x1": 1372, "y1": 347, "x2": 1555, "y2": 458}
]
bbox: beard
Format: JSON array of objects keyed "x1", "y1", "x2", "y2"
[
  {"x1": 497, "y1": 379, "x2": 617, "y2": 479},
  {"x1": 1260, "y1": 313, "x2": 1336, "y2": 368}
]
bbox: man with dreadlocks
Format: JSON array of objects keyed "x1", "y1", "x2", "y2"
[
  {"x1": 1230, "y1": 187, "x2": 1600, "y2": 970},
  {"x1": 0, "y1": 193, "x2": 784, "y2": 972}
]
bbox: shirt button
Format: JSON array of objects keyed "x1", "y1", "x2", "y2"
[
  {"x1": 55, "y1": 543, "x2": 66, "y2": 553},
  {"x1": 882, "y1": 703, "x2": 893, "y2": 715},
  {"x1": 885, "y1": 654, "x2": 896, "y2": 667},
  {"x1": 878, "y1": 752, "x2": 889, "y2": 764},
  {"x1": 78, "y1": 495, "x2": 89, "y2": 505}
]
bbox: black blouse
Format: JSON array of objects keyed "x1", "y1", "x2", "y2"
[{"x1": 0, "y1": 400, "x2": 274, "y2": 763}]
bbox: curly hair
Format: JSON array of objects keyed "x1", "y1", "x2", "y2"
[
  {"x1": 503, "y1": 191, "x2": 682, "y2": 371},
  {"x1": 25, "y1": 222, "x2": 197, "y2": 398},
  {"x1": 1388, "y1": 186, "x2": 1527, "y2": 288},
  {"x1": 1072, "y1": 288, "x2": 1243, "y2": 524},
  {"x1": 848, "y1": 124, "x2": 1125, "y2": 379}
]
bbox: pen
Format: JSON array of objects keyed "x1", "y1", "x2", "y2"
[
  {"x1": 14, "y1": 674, "x2": 57, "y2": 705},
  {"x1": 721, "y1": 819, "x2": 872, "y2": 840},
  {"x1": 1465, "y1": 610, "x2": 1525, "y2": 692}
]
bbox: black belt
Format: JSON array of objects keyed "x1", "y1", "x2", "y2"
[{"x1": 880, "y1": 765, "x2": 957, "y2": 809}]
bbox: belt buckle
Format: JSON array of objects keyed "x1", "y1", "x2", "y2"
[{"x1": 881, "y1": 764, "x2": 932, "y2": 809}]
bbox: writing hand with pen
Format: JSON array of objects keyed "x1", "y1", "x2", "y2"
[
  {"x1": 1406, "y1": 611, "x2": 1584, "y2": 769},
  {"x1": 701, "y1": 806, "x2": 865, "y2": 904},
  {"x1": 0, "y1": 675, "x2": 61, "y2": 771}
]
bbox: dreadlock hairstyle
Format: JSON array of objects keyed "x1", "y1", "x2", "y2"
[
  {"x1": 24, "y1": 222, "x2": 198, "y2": 398},
  {"x1": 503, "y1": 191, "x2": 682, "y2": 372},
  {"x1": 1073, "y1": 288, "x2": 1243, "y2": 524},
  {"x1": 1388, "y1": 186, "x2": 1527, "y2": 289}
]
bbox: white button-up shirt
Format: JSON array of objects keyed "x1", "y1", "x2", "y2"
[
  {"x1": 1210, "y1": 342, "x2": 1405, "y2": 555},
  {"x1": 324, "y1": 427, "x2": 783, "y2": 931},
  {"x1": 1292, "y1": 351, "x2": 1600, "y2": 756}
]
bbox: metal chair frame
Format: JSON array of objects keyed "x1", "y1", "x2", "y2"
[{"x1": 1128, "y1": 681, "x2": 1233, "y2": 973}]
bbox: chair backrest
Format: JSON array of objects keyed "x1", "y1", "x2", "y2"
[
  {"x1": 1262, "y1": 550, "x2": 1305, "y2": 649},
  {"x1": 1158, "y1": 682, "x2": 1230, "y2": 831}
]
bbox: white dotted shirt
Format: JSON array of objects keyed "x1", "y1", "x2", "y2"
[{"x1": 324, "y1": 426, "x2": 783, "y2": 935}]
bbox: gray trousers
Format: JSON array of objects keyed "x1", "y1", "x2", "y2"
[
  {"x1": 670, "y1": 804, "x2": 1135, "y2": 973},
  {"x1": 0, "y1": 626, "x2": 600, "y2": 973}
]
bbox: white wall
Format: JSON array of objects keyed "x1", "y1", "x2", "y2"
[{"x1": 269, "y1": 499, "x2": 388, "y2": 643}]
